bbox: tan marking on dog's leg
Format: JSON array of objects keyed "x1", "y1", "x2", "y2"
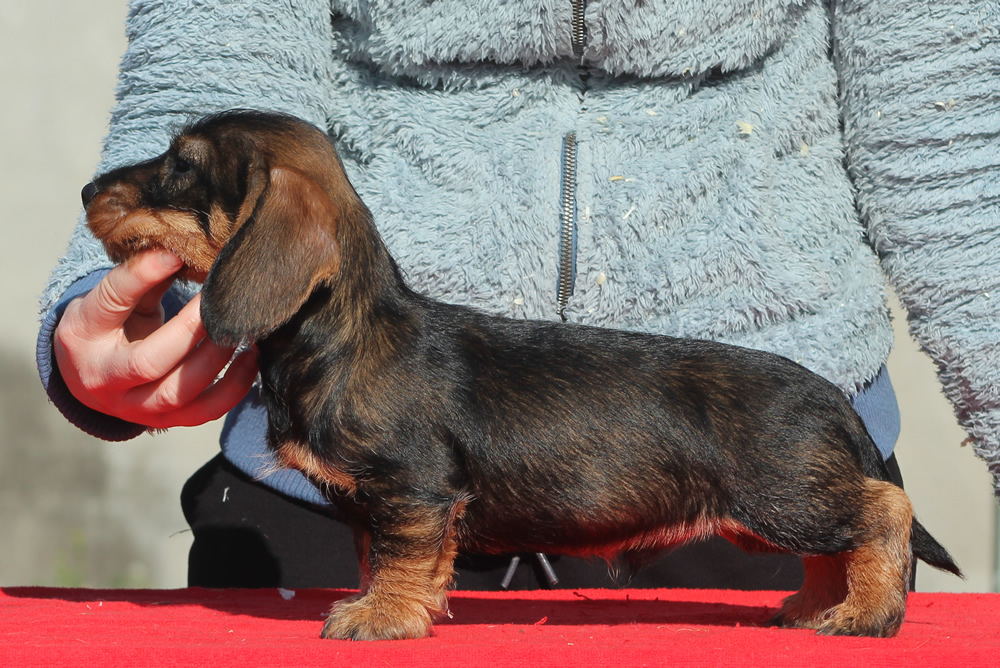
[
  {"x1": 817, "y1": 480, "x2": 913, "y2": 637},
  {"x1": 427, "y1": 497, "x2": 467, "y2": 616},
  {"x1": 322, "y1": 503, "x2": 461, "y2": 641}
]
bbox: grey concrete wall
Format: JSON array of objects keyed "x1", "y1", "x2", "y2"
[
  {"x1": 0, "y1": 1, "x2": 219, "y2": 589},
  {"x1": 0, "y1": 0, "x2": 994, "y2": 591}
]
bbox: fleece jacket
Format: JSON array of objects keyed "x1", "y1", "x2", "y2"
[{"x1": 38, "y1": 1, "x2": 1000, "y2": 496}]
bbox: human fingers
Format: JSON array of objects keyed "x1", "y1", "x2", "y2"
[
  {"x1": 118, "y1": 293, "x2": 211, "y2": 386},
  {"x1": 77, "y1": 250, "x2": 183, "y2": 336},
  {"x1": 127, "y1": 333, "x2": 254, "y2": 417},
  {"x1": 136, "y1": 347, "x2": 259, "y2": 429}
]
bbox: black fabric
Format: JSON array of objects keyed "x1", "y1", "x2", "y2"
[{"x1": 180, "y1": 453, "x2": 906, "y2": 591}]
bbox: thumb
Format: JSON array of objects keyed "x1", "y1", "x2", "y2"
[{"x1": 81, "y1": 250, "x2": 183, "y2": 334}]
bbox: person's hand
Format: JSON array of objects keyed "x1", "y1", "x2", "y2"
[{"x1": 53, "y1": 250, "x2": 258, "y2": 429}]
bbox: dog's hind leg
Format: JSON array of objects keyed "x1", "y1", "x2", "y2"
[
  {"x1": 321, "y1": 500, "x2": 460, "y2": 641},
  {"x1": 816, "y1": 479, "x2": 913, "y2": 637},
  {"x1": 772, "y1": 553, "x2": 849, "y2": 630},
  {"x1": 775, "y1": 479, "x2": 913, "y2": 637}
]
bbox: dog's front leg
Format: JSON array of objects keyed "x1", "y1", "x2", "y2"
[{"x1": 322, "y1": 500, "x2": 462, "y2": 640}]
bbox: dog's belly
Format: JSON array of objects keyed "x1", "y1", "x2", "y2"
[
  {"x1": 454, "y1": 510, "x2": 767, "y2": 560},
  {"x1": 452, "y1": 482, "x2": 747, "y2": 559}
]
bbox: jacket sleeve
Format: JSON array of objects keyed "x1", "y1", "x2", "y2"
[
  {"x1": 832, "y1": 1, "x2": 1000, "y2": 493},
  {"x1": 38, "y1": 0, "x2": 338, "y2": 439}
]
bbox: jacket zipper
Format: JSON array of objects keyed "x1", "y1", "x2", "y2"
[
  {"x1": 571, "y1": 0, "x2": 586, "y2": 59},
  {"x1": 556, "y1": 132, "x2": 578, "y2": 322},
  {"x1": 557, "y1": 1, "x2": 586, "y2": 321}
]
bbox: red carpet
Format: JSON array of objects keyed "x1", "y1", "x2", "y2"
[{"x1": 1, "y1": 587, "x2": 997, "y2": 666}]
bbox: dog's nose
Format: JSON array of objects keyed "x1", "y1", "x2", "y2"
[{"x1": 81, "y1": 182, "x2": 99, "y2": 208}]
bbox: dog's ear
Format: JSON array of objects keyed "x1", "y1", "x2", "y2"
[{"x1": 201, "y1": 167, "x2": 342, "y2": 345}]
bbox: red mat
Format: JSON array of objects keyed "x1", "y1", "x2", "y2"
[{"x1": 1, "y1": 587, "x2": 997, "y2": 666}]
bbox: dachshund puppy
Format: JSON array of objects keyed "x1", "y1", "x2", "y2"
[{"x1": 82, "y1": 110, "x2": 960, "y2": 640}]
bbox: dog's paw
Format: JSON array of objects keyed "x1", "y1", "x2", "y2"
[
  {"x1": 771, "y1": 610, "x2": 813, "y2": 631},
  {"x1": 321, "y1": 593, "x2": 435, "y2": 641},
  {"x1": 773, "y1": 603, "x2": 902, "y2": 638},
  {"x1": 771, "y1": 592, "x2": 832, "y2": 631},
  {"x1": 813, "y1": 604, "x2": 904, "y2": 638}
]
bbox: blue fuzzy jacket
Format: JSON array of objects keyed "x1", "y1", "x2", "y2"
[{"x1": 38, "y1": 0, "x2": 1000, "y2": 500}]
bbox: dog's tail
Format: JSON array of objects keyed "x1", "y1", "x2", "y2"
[{"x1": 911, "y1": 519, "x2": 963, "y2": 577}]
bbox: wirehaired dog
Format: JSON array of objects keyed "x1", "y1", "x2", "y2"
[{"x1": 82, "y1": 110, "x2": 960, "y2": 640}]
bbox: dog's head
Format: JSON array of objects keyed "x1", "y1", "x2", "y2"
[{"x1": 83, "y1": 110, "x2": 366, "y2": 345}]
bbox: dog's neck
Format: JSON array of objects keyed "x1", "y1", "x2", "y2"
[{"x1": 331, "y1": 202, "x2": 411, "y2": 330}]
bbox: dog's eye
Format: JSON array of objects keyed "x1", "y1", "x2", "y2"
[{"x1": 173, "y1": 157, "x2": 193, "y2": 175}]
